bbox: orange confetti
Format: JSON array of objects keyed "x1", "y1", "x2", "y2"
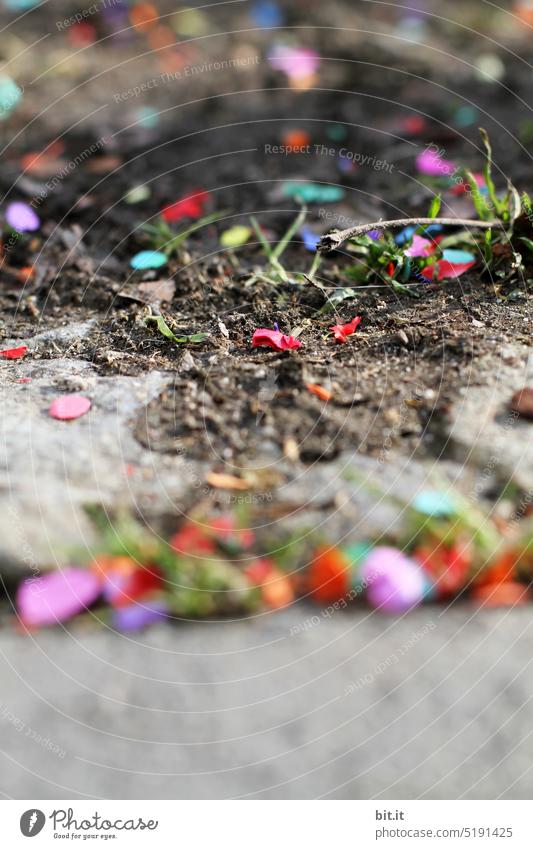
[
  {"x1": 130, "y1": 2, "x2": 158, "y2": 31},
  {"x1": 306, "y1": 383, "x2": 332, "y2": 401},
  {"x1": 282, "y1": 129, "x2": 311, "y2": 149},
  {"x1": 472, "y1": 581, "x2": 528, "y2": 608},
  {"x1": 261, "y1": 568, "x2": 294, "y2": 609},
  {"x1": 16, "y1": 266, "x2": 35, "y2": 283},
  {"x1": 206, "y1": 472, "x2": 250, "y2": 491},
  {"x1": 147, "y1": 24, "x2": 176, "y2": 50},
  {"x1": 308, "y1": 545, "x2": 350, "y2": 604}
]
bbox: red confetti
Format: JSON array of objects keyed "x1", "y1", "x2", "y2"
[
  {"x1": 308, "y1": 545, "x2": 350, "y2": 604},
  {"x1": 49, "y1": 395, "x2": 91, "y2": 421},
  {"x1": 161, "y1": 189, "x2": 210, "y2": 223},
  {"x1": 252, "y1": 328, "x2": 302, "y2": 351},
  {"x1": 414, "y1": 543, "x2": 471, "y2": 598},
  {"x1": 330, "y1": 316, "x2": 362, "y2": 343},
  {"x1": 170, "y1": 522, "x2": 216, "y2": 555},
  {"x1": 421, "y1": 259, "x2": 475, "y2": 281},
  {"x1": 0, "y1": 345, "x2": 27, "y2": 360}
]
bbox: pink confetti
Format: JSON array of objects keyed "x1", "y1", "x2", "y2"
[
  {"x1": 416, "y1": 148, "x2": 455, "y2": 177},
  {"x1": 49, "y1": 395, "x2": 91, "y2": 420},
  {"x1": 405, "y1": 235, "x2": 433, "y2": 257},
  {"x1": 17, "y1": 568, "x2": 101, "y2": 627},
  {"x1": 252, "y1": 328, "x2": 301, "y2": 351},
  {"x1": 268, "y1": 45, "x2": 320, "y2": 81},
  {"x1": 362, "y1": 547, "x2": 425, "y2": 613}
]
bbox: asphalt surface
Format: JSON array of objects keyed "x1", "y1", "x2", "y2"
[{"x1": 1, "y1": 603, "x2": 532, "y2": 800}]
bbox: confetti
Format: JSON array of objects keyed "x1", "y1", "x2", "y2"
[
  {"x1": 330, "y1": 316, "x2": 362, "y2": 343},
  {"x1": 282, "y1": 128, "x2": 311, "y2": 149},
  {"x1": 421, "y1": 257, "x2": 475, "y2": 281},
  {"x1": 0, "y1": 75, "x2": 22, "y2": 120},
  {"x1": 130, "y1": 250, "x2": 167, "y2": 270},
  {"x1": 300, "y1": 226, "x2": 320, "y2": 251},
  {"x1": 5, "y1": 201, "x2": 40, "y2": 233},
  {"x1": 362, "y1": 547, "x2": 425, "y2": 613},
  {"x1": 268, "y1": 45, "x2": 320, "y2": 83},
  {"x1": 413, "y1": 490, "x2": 456, "y2": 518},
  {"x1": 219, "y1": 225, "x2": 252, "y2": 248},
  {"x1": 17, "y1": 568, "x2": 101, "y2": 627},
  {"x1": 251, "y1": 0, "x2": 284, "y2": 27},
  {"x1": 170, "y1": 523, "x2": 217, "y2": 555},
  {"x1": 416, "y1": 148, "x2": 455, "y2": 177},
  {"x1": 283, "y1": 182, "x2": 344, "y2": 202},
  {"x1": 206, "y1": 472, "x2": 250, "y2": 491},
  {"x1": 405, "y1": 235, "x2": 434, "y2": 257},
  {"x1": 49, "y1": 395, "x2": 91, "y2": 421},
  {"x1": 306, "y1": 383, "x2": 332, "y2": 401},
  {"x1": 252, "y1": 328, "x2": 302, "y2": 351},
  {"x1": 112, "y1": 599, "x2": 169, "y2": 631},
  {"x1": 96, "y1": 557, "x2": 163, "y2": 608},
  {"x1": 472, "y1": 581, "x2": 527, "y2": 607},
  {"x1": 414, "y1": 543, "x2": 471, "y2": 598},
  {"x1": 308, "y1": 545, "x2": 350, "y2": 604},
  {"x1": 261, "y1": 568, "x2": 294, "y2": 609},
  {"x1": 0, "y1": 345, "x2": 27, "y2": 360},
  {"x1": 125, "y1": 184, "x2": 151, "y2": 204},
  {"x1": 162, "y1": 189, "x2": 209, "y2": 223}
]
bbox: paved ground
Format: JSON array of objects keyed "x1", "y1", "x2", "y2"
[{"x1": 1, "y1": 603, "x2": 533, "y2": 800}]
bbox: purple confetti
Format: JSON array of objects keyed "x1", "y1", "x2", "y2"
[
  {"x1": 5, "y1": 201, "x2": 40, "y2": 233},
  {"x1": 17, "y1": 568, "x2": 101, "y2": 627}
]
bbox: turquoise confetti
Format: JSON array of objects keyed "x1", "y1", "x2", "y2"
[
  {"x1": 413, "y1": 490, "x2": 456, "y2": 518},
  {"x1": 442, "y1": 248, "x2": 476, "y2": 264},
  {"x1": 282, "y1": 182, "x2": 344, "y2": 203},
  {"x1": 327, "y1": 123, "x2": 348, "y2": 142},
  {"x1": 130, "y1": 250, "x2": 167, "y2": 270},
  {"x1": 0, "y1": 76, "x2": 22, "y2": 120},
  {"x1": 343, "y1": 541, "x2": 374, "y2": 591}
]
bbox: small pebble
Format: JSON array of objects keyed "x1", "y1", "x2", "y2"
[{"x1": 510, "y1": 387, "x2": 533, "y2": 420}]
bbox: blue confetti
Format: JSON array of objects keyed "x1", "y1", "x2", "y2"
[
  {"x1": 300, "y1": 226, "x2": 320, "y2": 251},
  {"x1": 395, "y1": 224, "x2": 442, "y2": 245},
  {"x1": 413, "y1": 490, "x2": 456, "y2": 518},
  {"x1": 251, "y1": 0, "x2": 284, "y2": 27},
  {"x1": 130, "y1": 250, "x2": 167, "y2": 270},
  {"x1": 442, "y1": 248, "x2": 476, "y2": 264}
]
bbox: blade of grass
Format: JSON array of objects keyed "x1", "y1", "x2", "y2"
[{"x1": 271, "y1": 204, "x2": 308, "y2": 261}]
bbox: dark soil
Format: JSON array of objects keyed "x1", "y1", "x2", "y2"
[{"x1": 1, "y1": 2, "x2": 532, "y2": 469}]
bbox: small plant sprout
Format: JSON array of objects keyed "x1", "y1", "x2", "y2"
[
  {"x1": 248, "y1": 204, "x2": 311, "y2": 285},
  {"x1": 143, "y1": 211, "x2": 225, "y2": 260},
  {"x1": 145, "y1": 313, "x2": 207, "y2": 345}
]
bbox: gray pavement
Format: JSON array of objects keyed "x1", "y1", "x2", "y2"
[{"x1": 1, "y1": 603, "x2": 532, "y2": 799}]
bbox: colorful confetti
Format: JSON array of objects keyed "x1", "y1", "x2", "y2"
[
  {"x1": 130, "y1": 250, "x2": 168, "y2": 270},
  {"x1": 49, "y1": 395, "x2": 92, "y2": 421},
  {"x1": 17, "y1": 568, "x2": 101, "y2": 627},
  {"x1": 5, "y1": 201, "x2": 40, "y2": 233},
  {"x1": 252, "y1": 328, "x2": 302, "y2": 351}
]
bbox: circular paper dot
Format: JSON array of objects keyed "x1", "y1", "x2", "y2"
[
  {"x1": 49, "y1": 395, "x2": 91, "y2": 421},
  {"x1": 5, "y1": 201, "x2": 40, "y2": 233},
  {"x1": 130, "y1": 250, "x2": 167, "y2": 270}
]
